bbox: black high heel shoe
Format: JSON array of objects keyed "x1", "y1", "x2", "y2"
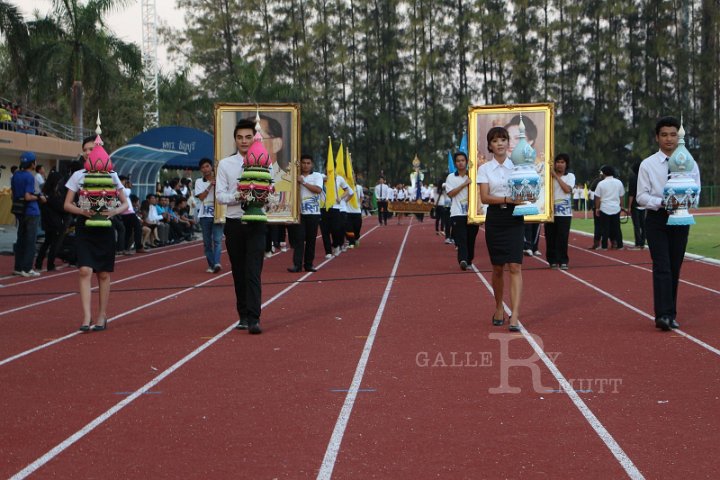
[
  {"x1": 492, "y1": 316, "x2": 505, "y2": 326},
  {"x1": 91, "y1": 319, "x2": 107, "y2": 331},
  {"x1": 79, "y1": 323, "x2": 91, "y2": 332}
]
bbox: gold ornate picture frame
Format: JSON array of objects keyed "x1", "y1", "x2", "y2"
[
  {"x1": 468, "y1": 103, "x2": 555, "y2": 224},
  {"x1": 213, "y1": 103, "x2": 301, "y2": 223}
]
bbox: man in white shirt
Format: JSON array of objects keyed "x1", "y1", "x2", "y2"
[
  {"x1": 288, "y1": 154, "x2": 323, "y2": 272},
  {"x1": 215, "y1": 119, "x2": 270, "y2": 335},
  {"x1": 346, "y1": 183, "x2": 364, "y2": 247},
  {"x1": 374, "y1": 176, "x2": 391, "y2": 225},
  {"x1": 637, "y1": 116, "x2": 701, "y2": 331},
  {"x1": 593, "y1": 165, "x2": 625, "y2": 250},
  {"x1": 195, "y1": 157, "x2": 223, "y2": 273}
]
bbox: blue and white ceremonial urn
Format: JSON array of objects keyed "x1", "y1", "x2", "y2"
[
  {"x1": 663, "y1": 123, "x2": 699, "y2": 226},
  {"x1": 508, "y1": 116, "x2": 540, "y2": 216},
  {"x1": 663, "y1": 174, "x2": 699, "y2": 225}
]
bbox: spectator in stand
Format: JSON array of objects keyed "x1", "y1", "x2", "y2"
[
  {"x1": 12, "y1": 152, "x2": 46, "y2": 277},
  {"x1": 35, "y1": 165, "x2": 46, "y2": 193},
  {"x1": 195, "y1": 157, "x2": 223, "y2": 273},
  {"x1": 35, "y1": 171, "x2": 67, "y2": 272},
  {"x1": 0, "y1": 102, "x2": 13, "y2": 130},
  {"x1": 139, "y1": 198, "x2": 159, "y2": 248},
  {"x1": 119, "y1": 175, "x2": 145, "y2": 254},
  {"x1": 174, "y1": 196, "x2": 195, "y2": 241},
  {"x1": 146, "y1": 193, "x2": 168, "y2": 245}
]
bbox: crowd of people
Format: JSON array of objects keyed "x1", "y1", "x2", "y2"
[
  {"x1": 1, "y1": 100, "x2": 45, "y2": 136},
  {"x1": 8, "y1": 116, "x2": 697, "y2": 337}
]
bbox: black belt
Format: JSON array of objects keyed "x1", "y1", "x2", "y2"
[{"x1": 488, "y1": 203, "x2": 512, "y2": 210}]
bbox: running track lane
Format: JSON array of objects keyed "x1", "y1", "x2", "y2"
[{"x1": 3, "y1": 225, "x2": 399, "y2": 478}]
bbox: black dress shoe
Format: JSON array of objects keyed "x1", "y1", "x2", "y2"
[
  {"x1": 670, "y1": 318, "x2": 680, "y2": 329},
  {"x1": 248, "y1": 322, "x2": 262, "y2": 334},
  {"x1": 287, "y1": 266, "x2": 302, "y2": 273},
  {"x1": 236, "y1": 319, "x2": 248, "y2": 330},
  {"x1": 655, "y1": 316, "x2": 671, "y2": 331},
  {"x1": 304, "y1": 266, "x2": 317, "y2": 272}
]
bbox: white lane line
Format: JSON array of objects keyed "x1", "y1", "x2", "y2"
[
  {"x1": 527, "y1": 253, "x2": 720, "y2": 357},
  {"x1": 0, "y1": 271, "x2": 233, "y2": 367},
  {"x1": 0, "y1": 241, "x2": 202, "y2": 289},
  {"x1": 317, "y1": 223, "x2": 412, "y2": 480},
  {"x1": 471, "y1": 266, "x2": 645, "y2": 480},
  {"x1": 8, "y1": 249, "x2": 313, "y2": 479},
  {"x1": 0, "y1": 254, "x2": 207, "y2": 318},
  {"x1": 565, "y1": 238, "x2": 720, "y2": 295}
]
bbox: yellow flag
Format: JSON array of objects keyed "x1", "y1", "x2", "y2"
[
  {"x1": 345, "y1": 147, "x2": 359, "y2": 209},
  {"x1": 324, "y1": 137, "x2": 336, "y2": 210},
  {"x1": 335, "y1": 140, "x2": 346, "y2": 179}
]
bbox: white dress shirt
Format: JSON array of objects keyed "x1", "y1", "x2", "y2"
[
  {"x1": 215, "y1": 152, "x2": 275, "y2": 219},
  {"x1": 300, "y1": 171, "x2": 324, "y2": 215},
  {"x1": 637, "y1": 150, "x2": 701, "y2": 211},
  {"x1": 374, "y1": 183, "x2": 391, "y2": 201},
  {"x1": 445, "y1": 172, "x2": 469, "y2": 217},
  {"x1": 594, "y1": 176, "x2": 625, "y2": 215},
  {"x1": 477, "y1": 157, "x2": 515, "y2": 197}
]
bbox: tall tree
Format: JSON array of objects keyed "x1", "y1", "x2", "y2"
[{"x1": 25, "y1": 0, "x2": 141, "y2": 139}]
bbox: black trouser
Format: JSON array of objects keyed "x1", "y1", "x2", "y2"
[
  {"x1": 443, "y1": 207, "x2": 452, "y2": 238},
  {"x1": 545, "y1": 216, "x2": 572, "y2": 265},
  {"x1": 451, "y1": 216, "x2": 479, "y2": 264},
  {"x1": 122, "y1": 213, "x2": 142, "y2": 251},
  {"x1": 435, "y1": 205, "x2": 446, "y2": 232},
  {"x1": 646, "y1": 210, "x2": 689, "y2": 320},
  {"x1": 35, "y1": 227, "x2": 63, "y2": 269},
  {"x1": 598, "y1": 211, "x2": 622, "y2": 248},
  {"x1": 319, "y1": 208, "x2": 332, "y2": 254},
  {"x1": 290, "y1": 214, "x2": 320, "y2": 269},
  {"x1": 347, "y1": 212, "x2": 362, "y2": 245},
  {"x1": 377, "y1": 200, "x2": 389, "y2": 225},
  {"x1": 224, "y1": 219, "x2": 266, "y2": 324},
  {"x1": 631, "y1": 206, "x2": 646, "y2": 247},
  {"x1": 523, "y1": 223, "x2": 540, "y2": 251},
  {"x1": 327, "y1": 208, "x2": 346, "y2": 248}
]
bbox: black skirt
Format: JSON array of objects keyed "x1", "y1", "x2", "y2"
[
  {"x1": 485, "y1": 205, "x2": 524, "y2": 265},
  {"x1": 75, "y1": 226, "x2": 116, "y2": 272}
]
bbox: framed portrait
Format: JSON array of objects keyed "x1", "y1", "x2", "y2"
[
  {"x1": 468, "y1": 103, "x2": 555, "y2": 224},
  {"x1": 213, "y1": 103, "x2": 301, "y2": 223}
]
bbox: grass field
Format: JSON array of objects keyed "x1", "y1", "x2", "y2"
[{"x1": 569, "y1": 208, "x2": 719, "y2": 260}]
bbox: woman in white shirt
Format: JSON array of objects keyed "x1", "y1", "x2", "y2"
[{"x1": 477, "y1": 127, "x2": 525, "y2": 332}]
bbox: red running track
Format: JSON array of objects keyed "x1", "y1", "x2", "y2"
[{"x1": 0, "y1": 219, "x2": 718, "y2": 479}]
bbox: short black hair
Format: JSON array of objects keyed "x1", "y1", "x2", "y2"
[
  {"x1": 554, "y1": 153, "x2": 570, "y2": 170},
  {"x1": 81, "y1": 136, "x2": 95, "y2": 147},
  {"x1": 655, "y1": 116, "x2": 681, "y2": 135},
  {"x1": 453, "y1": 151, "x2": 468, "y2": 163},
  {"x1": 487, "y1": 127, "x2": 510, "y2": 153},
  {"x1": 600, "y1": 165, "x2": 615, "y2": 176},
  {"x1": 198, "y1": 157, "x2": 213, "y2": 169},
  {"x1": 234, "y1": 119, "x2": 256, "y2": 138},
  {"x1": 300, "y1": 153, "x2": 313, "y2": 162},
  {"x1": 146, "y1": 193, "x2": 156, "y2": 200}
]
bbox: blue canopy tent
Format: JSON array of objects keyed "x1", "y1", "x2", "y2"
[{"x1": 110, "y1": 126, "x2": 213, "y2": 201}]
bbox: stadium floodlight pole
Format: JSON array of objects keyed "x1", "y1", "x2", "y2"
[{"x1": 141, "y1": 0, "x2": 160, "y2": 130}]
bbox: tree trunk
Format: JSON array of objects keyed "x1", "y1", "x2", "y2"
[{"x1": 72, "y1": 80, "x2": 84, "y2": 140}]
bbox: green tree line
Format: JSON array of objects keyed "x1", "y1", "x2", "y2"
[{"x1": 2, "y1": 0, "x2": 719, "y2": 188}]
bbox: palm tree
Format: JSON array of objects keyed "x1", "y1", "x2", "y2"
[
  {"x1": 0, "y1": 1, "x2": 29, "y2": 88},
  {"x1": 25, "y1": 0, "x2": 141, "y2": 139}
]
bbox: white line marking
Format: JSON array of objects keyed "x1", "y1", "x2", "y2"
[
  {"x1": 471, "y1": 266, "x2": 645, "y2": 480},
  {"x1": 8, "y1": 249, "x2": 314, "y2": 479},
  {"x1": 0, "y1": 254, "x2": 206, "y2": 318},
  {"x1": 0, "y1": 271, "x2": 232, "y2": 367},
  {"x1": 317, "y1": 223, "x2": 412, "y2": 480}
]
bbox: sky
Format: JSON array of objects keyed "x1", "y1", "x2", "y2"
[{"x1": 18, "y1": 0, "x2": 187, "y2": 71}]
